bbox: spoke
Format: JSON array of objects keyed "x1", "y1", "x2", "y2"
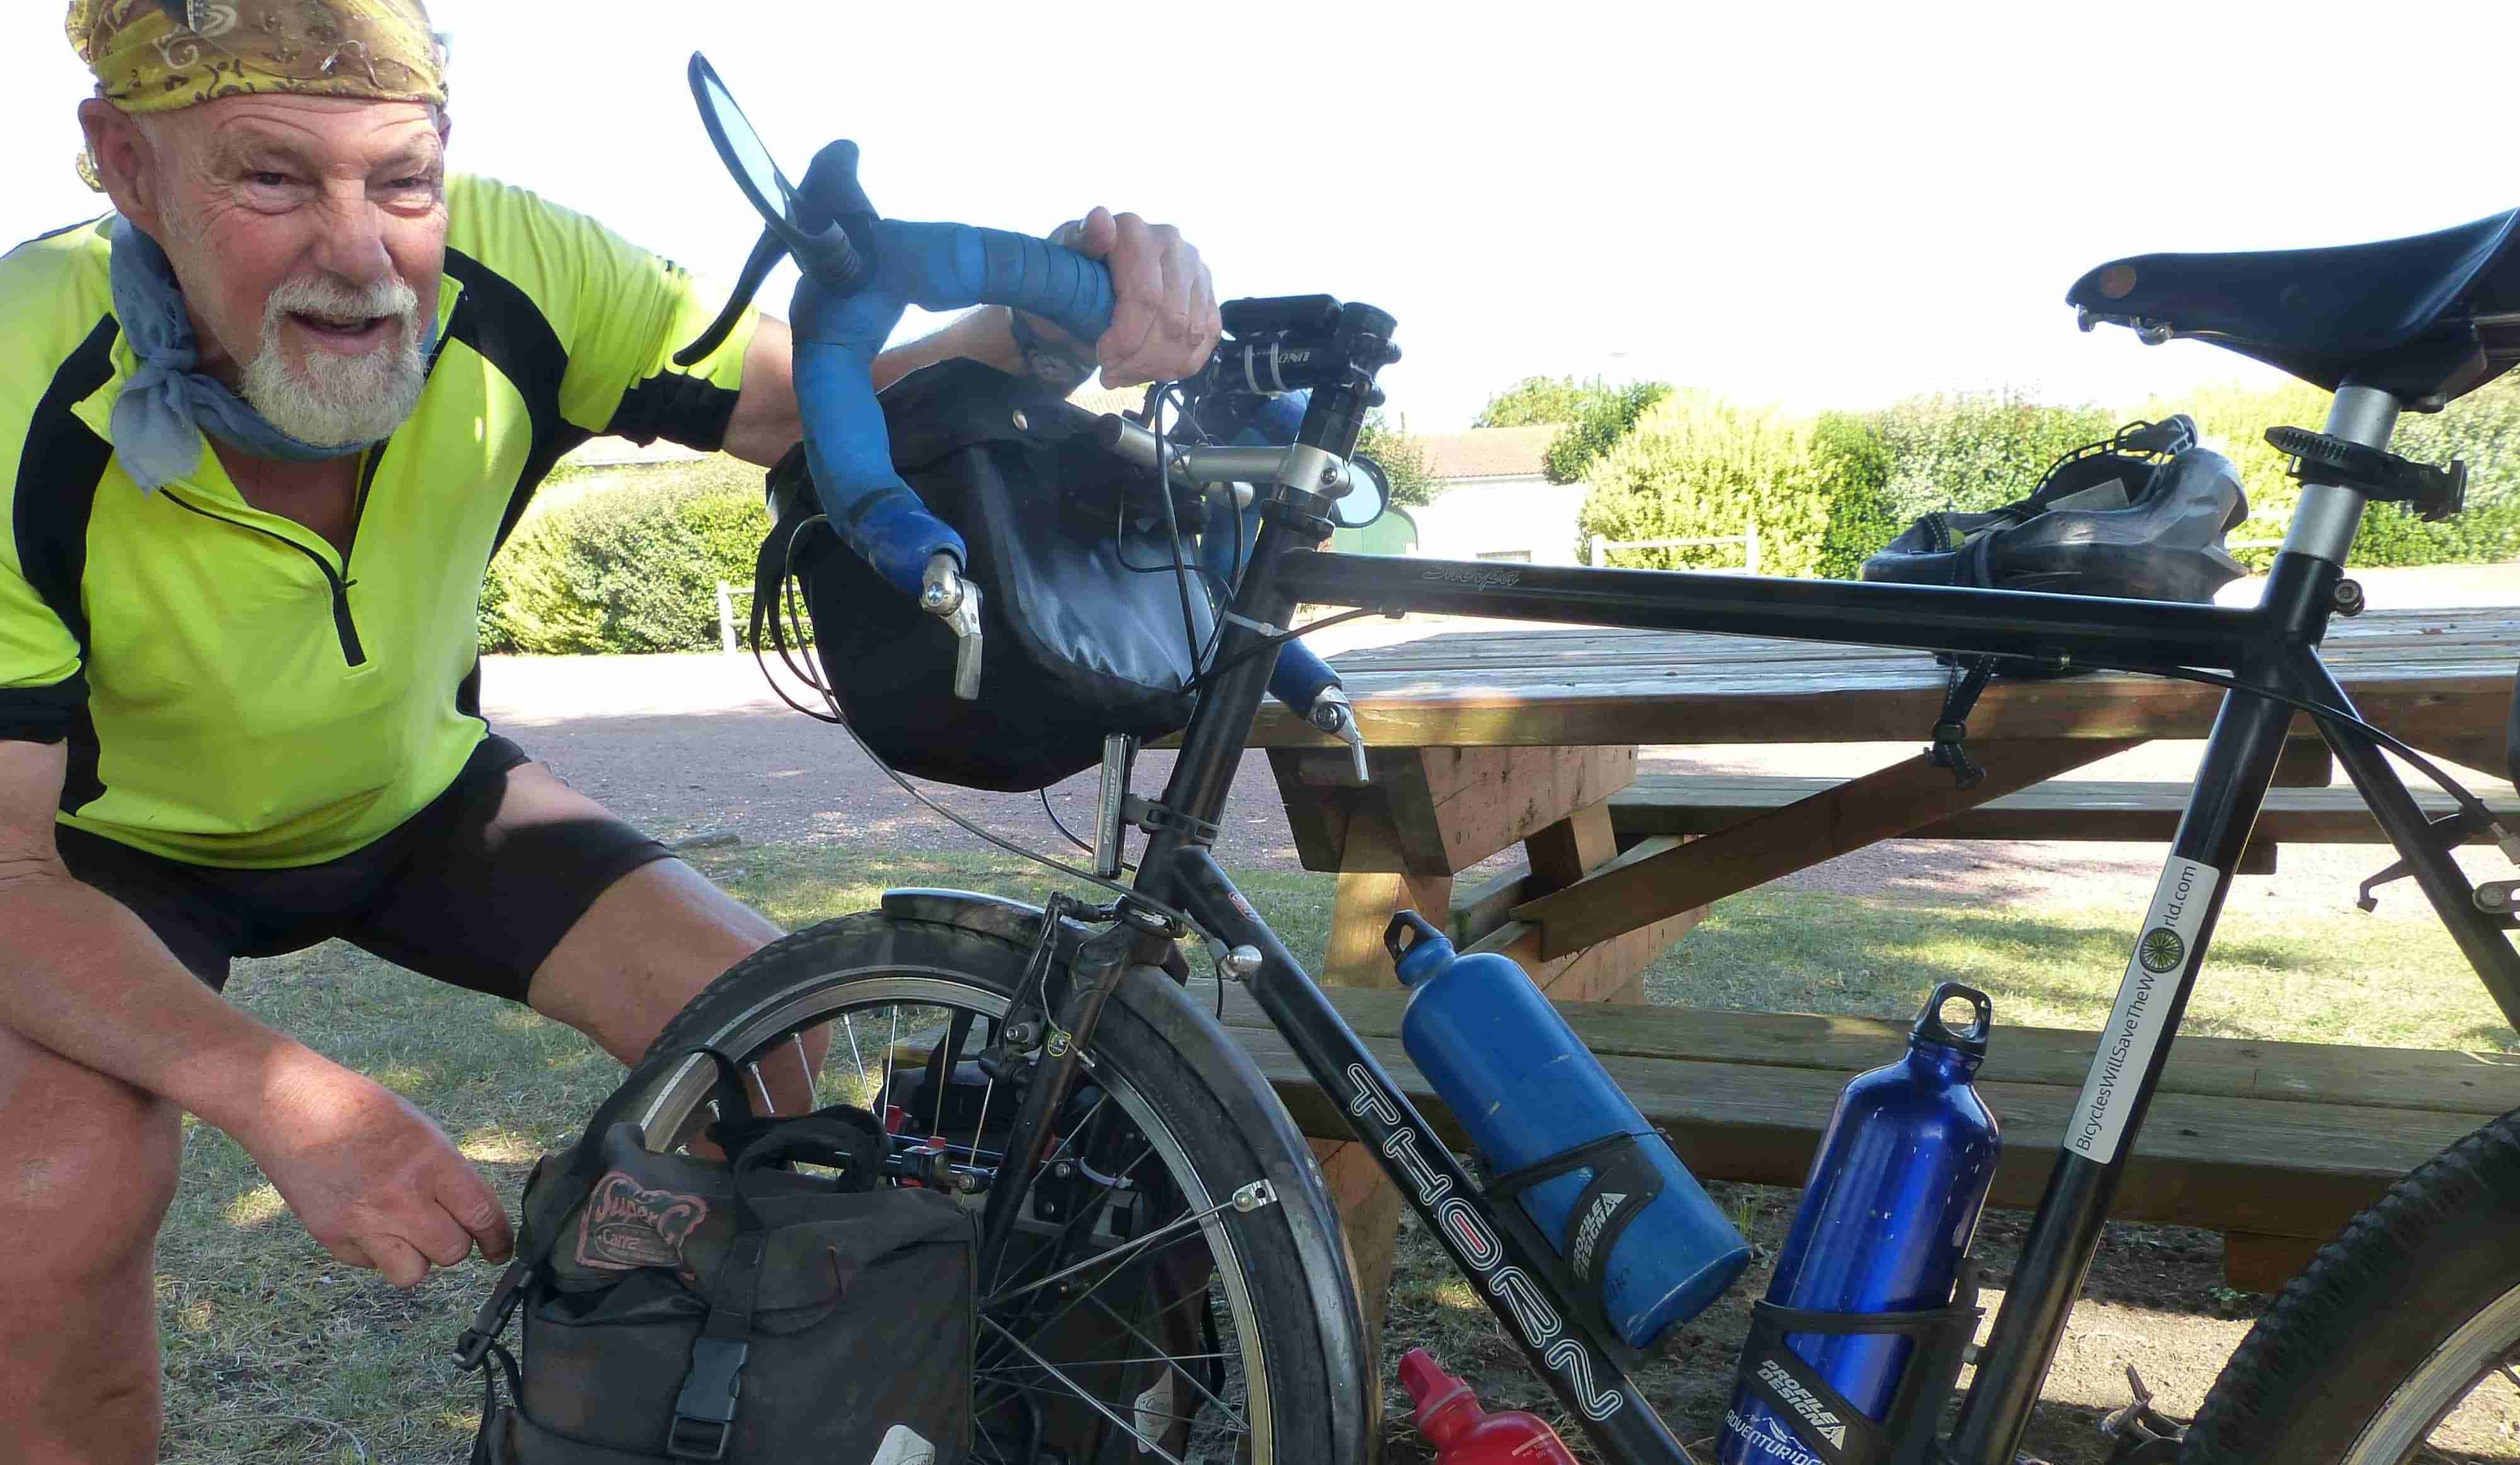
[
  {"x1": 987, "y1": 1190, "x2": 1239, "y2": 1309},
  {"x1": 1081, "y1": 1289, "x2": 1249, "y2": 1432},
  {"x1": 976, "y1": 1350, "x2": 1235, "y2": 1372},
  {"x1": 1041, "y1": 1092, "x2": 1114, "y2": 1167},
  {"x1": 933, "y1": 1012, "x2": 972, "y2": 1139},
  {"x1": 970, "y1": 1376, "x2": 1241, "y2": 1435},
  {"x1": 983, "y1": 1111, "x2": 1138, "y2": 1300},
  {"x1": 975, "y1": 1323, "x2": 1198, "y2": 1464},
  {"x1": 788, "y1": 1033, "x2": 814, "y2": 1097},
  {"x1": 840, "y1": 1014, "x2": 867, "y2": 1099},
  {"x1": 745, "y1": 1061, "x2": 775, "y2": 1115},
  {"x1": 995, "y1": 1258, "x2": 1223, "y2": 1380},
  {"x1": 2500, "y1": 1362, "x2": 2520, "y2": 1396},
  {"x1": 970, "y1": 1069, "x2": 999, "y2": 1168},
  {"x1": 879, "y1": 1006, "x2": 901, "y2": 1115}
]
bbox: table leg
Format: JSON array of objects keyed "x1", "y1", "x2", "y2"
[
  {"x1": 1313, "y1": 809, "x2": 1452, "y2": 1375},
  {"x1": 1523, "y1": 801, "x2": 1649, "y2": 1003}
]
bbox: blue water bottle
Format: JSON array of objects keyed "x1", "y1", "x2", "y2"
[
  {"x1": 1719, "y1": 983, "x2": 2000, "y2": 1465},
  {"x1": 1387, "y1": 913, "x2": 1750, "y2": 1347}
]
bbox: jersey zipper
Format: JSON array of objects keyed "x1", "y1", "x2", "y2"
[{"x1": 161, "y1": 487, "x2": 370, "y2": 668}]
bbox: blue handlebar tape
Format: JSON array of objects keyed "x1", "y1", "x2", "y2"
[
  {"x1": 784, "y1": 219, "x2": 1115, "y2": 600},
  {"x1": 878, "y1": 220, "x2": 1115, "y2": 348},
  {"x1": 792, "y1": 336, "x2": 964, "y2": 598}
]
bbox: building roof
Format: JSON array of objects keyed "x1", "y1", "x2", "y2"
[
  {"x1": 559, "y1": 436, "x2": 711, "y2": 471},
  {"x1": 1416, "y1": 426, "x2": 1559, "y2": 481}
]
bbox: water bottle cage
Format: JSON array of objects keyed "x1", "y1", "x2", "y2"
[
  {"x1": 1728, "y1": 1258, "x2": 1984, "y2": 1465},
  {"x1": 1482, "y1": 1132, "x2": 1670, "y2": 1364}
]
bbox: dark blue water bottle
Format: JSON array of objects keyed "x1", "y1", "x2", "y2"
[
  {"x1": 1389, "y1": 914, "x2": 1750, "y2": 1347},
  {"x1": 1719, "y1": 983, "x2": 2000, "y2": 1465}
]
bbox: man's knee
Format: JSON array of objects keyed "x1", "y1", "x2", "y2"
[
  {"x1": 0, "y1": 1030, "x2": 181, "y2": 1287},
  {"x1": 529, "y1": 858, "x2": 782, "y2": 1063}
]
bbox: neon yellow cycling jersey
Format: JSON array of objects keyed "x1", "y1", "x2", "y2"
[{"x1": 0, "y1": 174, "x2": 756, "y2": 867}]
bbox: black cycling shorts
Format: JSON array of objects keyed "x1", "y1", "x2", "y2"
[{"x1": 54, "y1": 735, "x2": 674, "y2": 1003}]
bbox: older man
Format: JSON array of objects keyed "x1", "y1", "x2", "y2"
[{"x1": 0, "y1": 2, "x2": 1220, "y2": 1457}]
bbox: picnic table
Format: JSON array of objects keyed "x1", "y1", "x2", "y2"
[{"x1": 1240, "y1": 604, "x2": 2520, "y2": 1329}]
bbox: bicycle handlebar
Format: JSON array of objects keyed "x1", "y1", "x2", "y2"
[{"x1": 785, "y1": 142, "x2": 1118, "y2": 597}]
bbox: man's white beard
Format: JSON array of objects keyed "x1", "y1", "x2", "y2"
[{"x1": 238, "y1": 275, "x2": 430, "y2": 449}]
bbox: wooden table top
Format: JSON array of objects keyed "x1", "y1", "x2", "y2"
[{"x1": 1248, "y1": 604, "x2": 2519, "y2": 751}]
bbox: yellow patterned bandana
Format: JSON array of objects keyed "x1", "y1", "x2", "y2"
[{"x1": 69, "y1": 0, "x2": 448, "y2": 116}]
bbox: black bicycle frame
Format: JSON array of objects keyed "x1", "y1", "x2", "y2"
[{"x1": 1117, "y1": 480, "x2": 2519, "y2": 1464}]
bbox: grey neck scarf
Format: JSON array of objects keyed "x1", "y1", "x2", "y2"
[{"x1": 106, "y1": 217, "x2": 432, "y2": 492}]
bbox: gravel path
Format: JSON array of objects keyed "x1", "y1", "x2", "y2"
[{"x1": 476, "y1": 564, "x2": 2512, "y2": 919}]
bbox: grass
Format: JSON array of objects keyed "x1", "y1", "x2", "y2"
[{"x1": 148, "y1": 842, "x2": 2514, "y2": 1462}]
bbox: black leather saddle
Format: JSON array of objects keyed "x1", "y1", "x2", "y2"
[{"x1": 2068, "y1": 209, "x2": 2520, "y2": 405}]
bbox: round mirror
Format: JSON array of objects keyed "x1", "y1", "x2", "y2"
[
  {"x1": 689, "y1": 54, "x2": 796, "y2": 236},
  {"x1": 1336, "y1": 456, "x2": 1391, "y2": 529}
]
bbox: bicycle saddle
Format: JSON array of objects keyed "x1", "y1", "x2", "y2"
[{"x1": 2068, "y1": 208, "x2": 2520, "y2": 404}]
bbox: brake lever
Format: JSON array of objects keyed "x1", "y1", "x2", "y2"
[{"x1": 921, "y1": 553, "x2": 984, "y2": 700}]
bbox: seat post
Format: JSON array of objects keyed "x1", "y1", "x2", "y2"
[{"x1": 2281, "y1": 384, "x2": 2402, "y2": 564}]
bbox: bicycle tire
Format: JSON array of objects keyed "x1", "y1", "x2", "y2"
[
  {"x1": 605, "y1": 905, "x2": 1374, "y2": 1464},
  {"x1": 2182, "y1": 1106, "x2": 2520, "y2": 1462}
]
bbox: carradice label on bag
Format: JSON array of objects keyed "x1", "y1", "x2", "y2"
[
  {"x1": 2070, "y1": 858, "x2": 2222, "y2": 1165},
  {"x1": 575, "y1": 1170, "x2": 707, "y2": 1270}
]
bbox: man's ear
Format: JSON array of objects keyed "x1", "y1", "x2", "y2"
[{"x1": 77, "y1": 100, "x2": 163, "y2": 235}]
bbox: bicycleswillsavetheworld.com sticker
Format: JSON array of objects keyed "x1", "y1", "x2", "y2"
[{"x1": 2068, "y1": 857, "x2": 2223, "y2": 1166}]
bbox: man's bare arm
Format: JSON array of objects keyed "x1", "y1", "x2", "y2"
[
  {"x1": 718, "y1": 309, "x2": 1034, "y2": 469},
  {"x1": 0, "y1": 741, "x2": 511, "y2": 1285},
  {"x1": 0, "y1": 741, "x2": 305, "y2": 1133}
]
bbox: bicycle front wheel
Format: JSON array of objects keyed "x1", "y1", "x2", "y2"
[
  {"x1": 2182, "y1": 1108, "x2": 2520, "y2": 1462},
  {"x1": 604, "y1": 903, "x2": 1373, "y2": 1464}
]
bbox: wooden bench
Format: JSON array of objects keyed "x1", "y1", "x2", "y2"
[
  {"x1": 1603, "y1": 774, "x2": 2516, "y2": 870},
  {"x1": 1213, "y1": 984, "x2": 2520, "y2": 1293}
]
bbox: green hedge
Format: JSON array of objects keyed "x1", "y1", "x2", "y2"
[
  {"x1": 1571, "y1": 378, "x2": 2520, "y2": 581},
  {"x1": 480, "y1": 460, "x2": 772, "y2": 654},
  {"x1": 2143, "y1": 377, "x2": 2520, "y2": 569},
  {"x1": 1574, "y1": 392, "x2": 1834, "y2": 574}
]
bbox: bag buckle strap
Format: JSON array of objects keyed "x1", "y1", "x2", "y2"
[
  {"x1": 1928, "y1": 656, "x2": 1996, "y2": 790},
  {"x1": 668, "y1": 1337, "x2": 752, "y2": 1461},
  {"x1": 452, "y1": 1255, "x2": 534, "y2": 1371}
]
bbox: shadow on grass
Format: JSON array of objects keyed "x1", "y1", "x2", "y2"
[{"x1": 1646, "y1": 889, "x2": 2516, "y2": 1053}]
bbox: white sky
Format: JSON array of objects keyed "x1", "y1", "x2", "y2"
[{"x1": 8, "y1": 1, "x2": 2517, "y2": 430}]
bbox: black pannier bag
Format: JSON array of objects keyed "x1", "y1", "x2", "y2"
[
  {"x1": 757, "y1": 360, "x2": 1213, "y2": 792},
  {"x1": 460, "y1": 1051, "x2": 976, "y2": 1464},
  {"x1": 1859, "y1": 415, "x2": 2251, "y2": 607}
]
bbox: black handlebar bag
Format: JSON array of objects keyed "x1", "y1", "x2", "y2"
[
  {"x1": 757, "y1": 360, "x2": 1212, "y2": 792},
  {"x1": 458, "y1": 1051, "x2": 975, "y2": 1464}
]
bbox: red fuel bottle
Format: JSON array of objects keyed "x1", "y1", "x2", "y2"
[{"x1": 1399, "y1": 1348, "x2": 1579, "y2": 1465}]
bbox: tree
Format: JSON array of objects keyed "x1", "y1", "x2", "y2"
[
  {"x1": 1357, "y1": 409, "x2": 1438, "y2": 508},
  {"x1": 1543, "y1": 380, "x2": 1673, "y2": 484},
  {"x1": 1474, "y1": 375, "x2": 1597, "y2": 428}
]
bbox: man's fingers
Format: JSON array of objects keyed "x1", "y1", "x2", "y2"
[
  {"x1": 1075, "y1": 205, "x2": 1116, "y2": 257},
  {"x1": 321, "y1": 1238, "x2": 377, "y2": 1270},
  {"x1": 365, "y1": 1234, "x2": 432, "y2": 1290},
  {"x1": 1188, "y1": 256, "x2": 1222, "y2": 369},
  {"x1": 442, "y1": 1166, "x2": 516, "y2": 1262},
  {"x1": 1097, "y1": 211, "x2": 1166, "y2": 378},
  {"x1": 411, "y1": 1211, "x2": 478, "y2": 1270}
]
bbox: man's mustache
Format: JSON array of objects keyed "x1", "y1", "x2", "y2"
[{"x1": 263, "y1": 274, "x2": 421, "y2": 336}]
